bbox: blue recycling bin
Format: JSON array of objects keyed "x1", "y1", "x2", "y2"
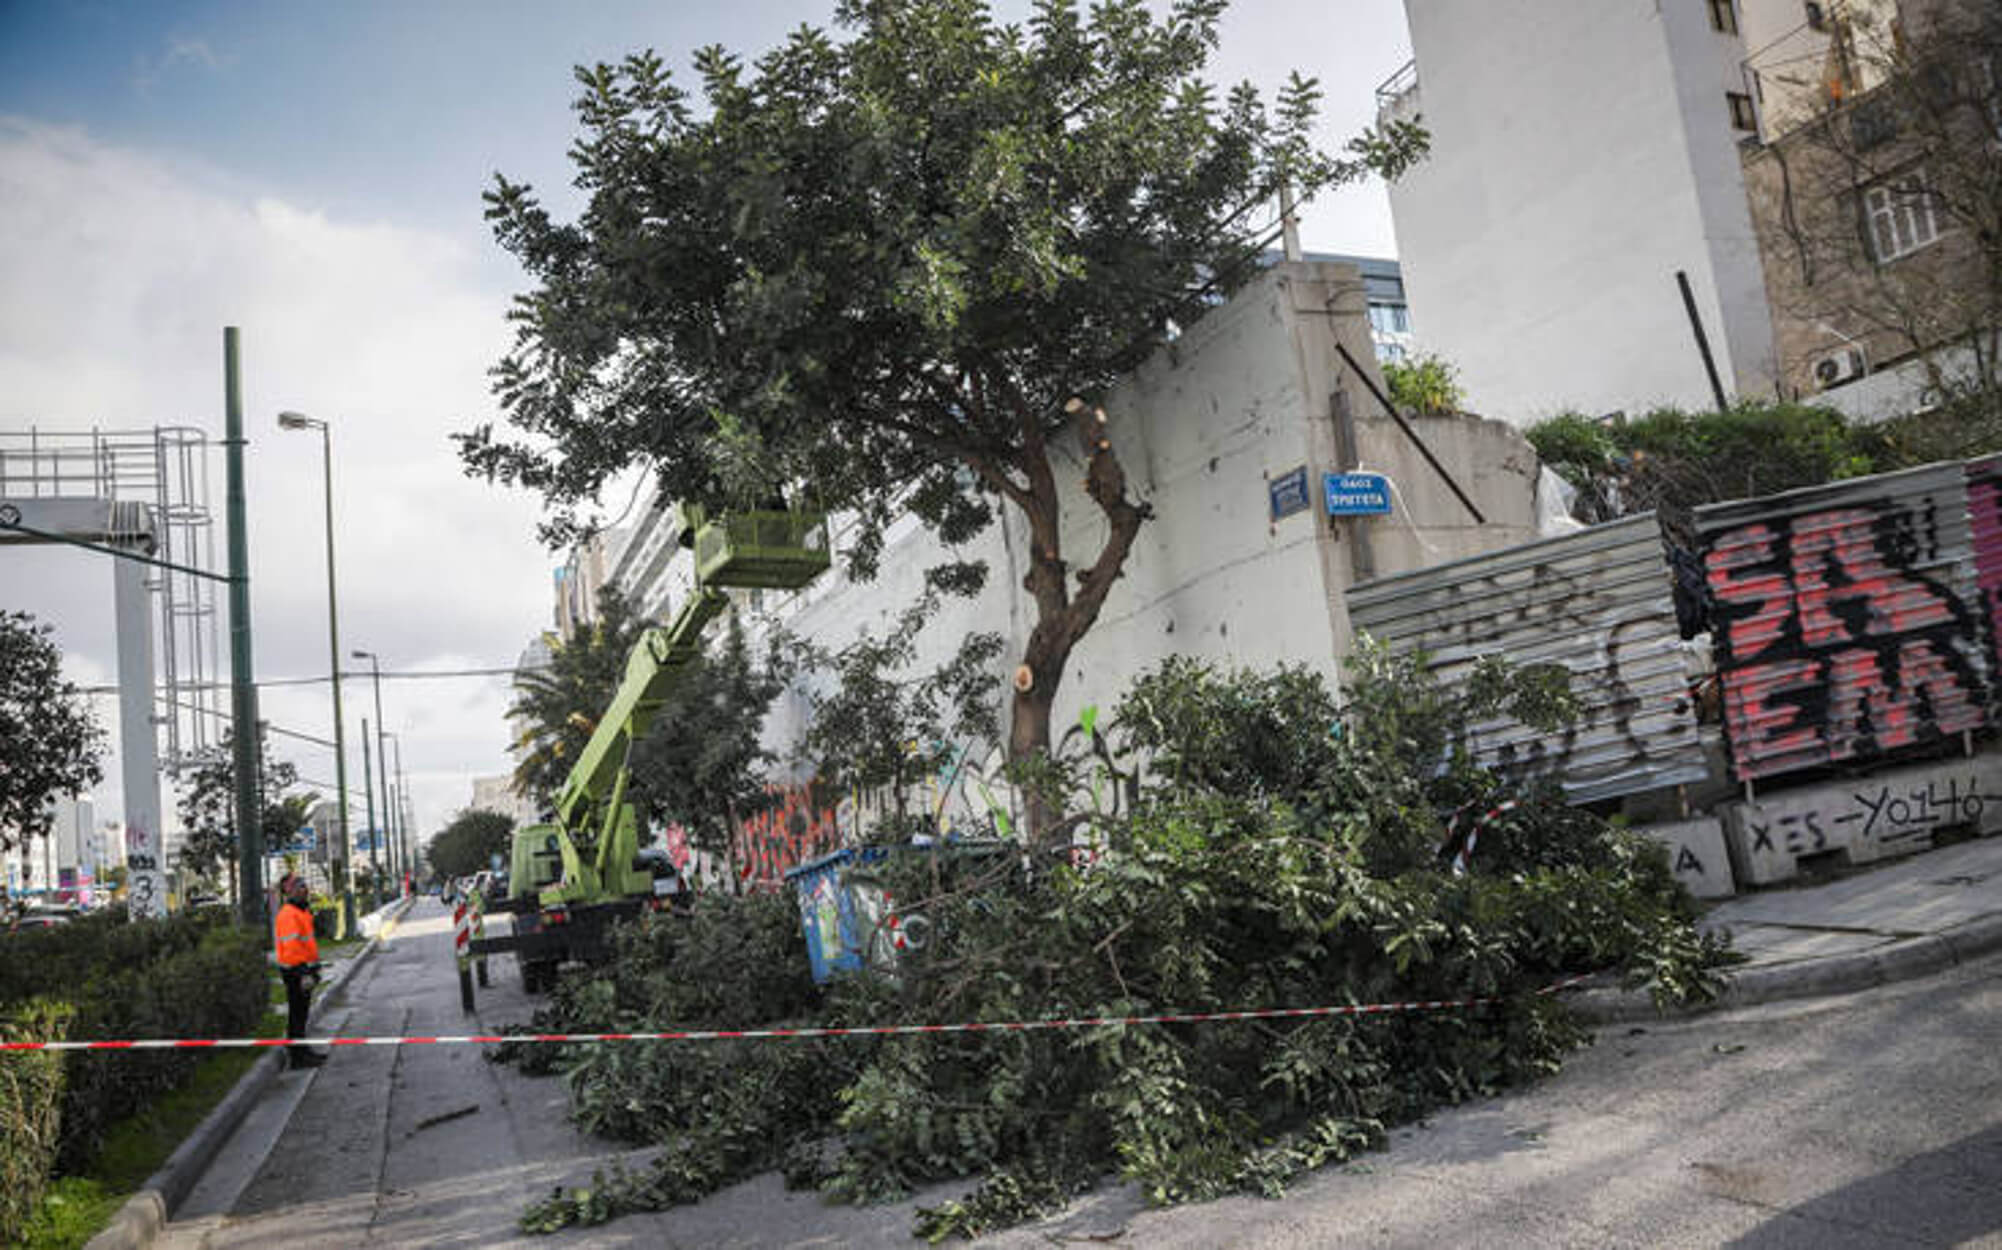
[{"x1": 785, "y1": 847, "x2": 888, "y2": 984}]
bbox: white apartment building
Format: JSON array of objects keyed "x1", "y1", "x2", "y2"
[
  {"x1": 553, "y1": 525, "x2": 627, "y2": 638},
  {"x1": 469, "y1": 774, "x2": 540, "y2": 827},
  {"x1": 1380, "y1": 0, "x2": 1781, "y2": 424}
]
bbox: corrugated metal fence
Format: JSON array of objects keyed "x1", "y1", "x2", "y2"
[
  {"x1": 1695, "y1": 462, "x2": 1990, "y2": 782},
  {"x1": 1347, "y1": 456, "x2": 2002, "y2": 802},
  {"x1": 1346, "y1": 513, "x2": 1711, "y2": 803}
]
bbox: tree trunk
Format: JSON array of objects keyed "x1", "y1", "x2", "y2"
[{"x1": 999, "y1": 400, "x2": 1150, "y2": 847}]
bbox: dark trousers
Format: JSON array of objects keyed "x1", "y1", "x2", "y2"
[{"x1": 281, "y1": 966, "x2": 312, "y2": 1053}]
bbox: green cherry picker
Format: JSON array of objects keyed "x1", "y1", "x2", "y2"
[{"x1": 474, "y1": 505, "x2": 829, "y2": 993}]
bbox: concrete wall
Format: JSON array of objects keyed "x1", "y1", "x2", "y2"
[{"x1": 1386, "y1": 0, "x2": 1776, "y2": 425}]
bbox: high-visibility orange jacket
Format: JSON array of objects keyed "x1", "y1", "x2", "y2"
[{"x1": 274, "y1": 901, "x2": 319, "y2": 968}]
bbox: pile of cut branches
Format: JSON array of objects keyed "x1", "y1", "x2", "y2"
[{"x1": 499, "y1": 650, "x2": 1728, "y2": 1239}]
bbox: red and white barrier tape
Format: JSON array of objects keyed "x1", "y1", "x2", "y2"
[
  {"x1": 1449, "y1": 799, "x2": 1520, "y2": 876},
  {"x1": 0, "y1": 974, "x2": 1595, "y2": 1052}
]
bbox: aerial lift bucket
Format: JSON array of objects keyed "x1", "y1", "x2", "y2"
[{"x1": 692, "y1": 510, "x2": 830, "y2": 589}]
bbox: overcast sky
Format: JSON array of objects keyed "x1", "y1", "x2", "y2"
[{"x1": 0, "y1": 0, "x2": 1413, "y2": 850}]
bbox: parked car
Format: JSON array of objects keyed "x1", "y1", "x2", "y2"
[{"x1": 12, "y1": 904, "x2": 80, "y2": 931}]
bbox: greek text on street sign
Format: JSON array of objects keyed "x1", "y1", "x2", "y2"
[
  {"x1": 1325, "y1": 472, "x2": 1392, "y2": 516},
  {"x1": 1268, "y1": 466, "x2": 1310, "y2": 521}
]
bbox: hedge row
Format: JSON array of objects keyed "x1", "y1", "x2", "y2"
[{"x1": 0, "y1": 908, "x2": 268, "y2": 1243}]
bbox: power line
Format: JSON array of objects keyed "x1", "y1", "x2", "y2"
[{"x1": 80, "y1": 662, "x2": 552, "y2": 697}]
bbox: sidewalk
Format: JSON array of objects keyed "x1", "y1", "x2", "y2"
[{"x1": 1575, "y1": 833, "x2": 2002, "y2": 1021}]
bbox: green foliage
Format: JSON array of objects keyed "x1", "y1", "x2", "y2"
[
  {"x1": 426, "y1": 808, "x2": 516, "y2": 881},
  {"x1": 1381, "y1": 352, "x2": 1463, "y2": 416},
  {"x1": 19, "y1": 1026, "x2": 277, "y2": 1250},
  {"x1": 507, "y1": 587, "x2": 649, "y2": 806},
  {"x1": 174, "y1": 722, "x2": 310, "y2": 892},
  {"x1": 0, "y1": 612, "x2": 104, "y2": 857},
  {"x1": 792, "y1": 595, "x2": 1004, "y2": 837},
  {"x1": 0, "y1": 1000, "x2": 74, "y2": 1245},
  {"x1": 0, "y1": 908, "x2": 267, "y2": 1177},
  {"x1": 1526, "y1": 401, "x2": 1877, "y2": 521},
  {"x1": 1873, "y1": 388, "x2": 2002, "y2": 466},
  {"x1": 499, "y1": 651, "x2": 1725, "y2": 1238},
  {"x1": 630, "y1": 616, "x2": 789, "y2": 854}
]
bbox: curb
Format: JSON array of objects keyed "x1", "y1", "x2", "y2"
[
  {"x1": 1571, "y1": 909, "x2": 2002, "y2": 1025},
  {"x1": 82, "y1": 897, "x2": 416, "y2": 1250}
]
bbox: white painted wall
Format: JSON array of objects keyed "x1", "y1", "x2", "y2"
[{"x1": 1386, "y1": 0, "x2": 1777, "y2": 425}]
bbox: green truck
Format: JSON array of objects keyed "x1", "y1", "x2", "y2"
[{"x1": 475, "y1": 506, "x2": 829, "y2": 992}]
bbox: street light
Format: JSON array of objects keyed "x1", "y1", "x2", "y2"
[
  {"x1": 352, "y1": 649, "x2": 391, "y2": 904},
  {"x1": 386, "y1": 731, "x2": 412, "y2": 892},
  {"x1": 276, "y1": 410, "x2": 356, "y2": 934}
]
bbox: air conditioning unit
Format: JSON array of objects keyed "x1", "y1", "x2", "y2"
[{"x1": 1811, "y1": 345, "x2": 1868, "y2": 390}]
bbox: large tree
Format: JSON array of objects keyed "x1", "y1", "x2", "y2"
[
  {"x1": 426, "y1": 807, "x2": 517, "y2": 880},
  {"x1": 507, "y1": 586, "x2": 649, "y2": 805},
  {"x1": 459, "y1": 0, "x2": 1424, "y2": 835},
  {"x1": 0, "y1": 611, "x2": 104, "y2": 854},
  {"x1": 174, "y1": 723, "x2": 310, "y2": 898}
]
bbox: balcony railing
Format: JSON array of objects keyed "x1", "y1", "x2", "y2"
[{"x1": 1375, "y1": 57, "x2": 1420, "y2": 116}]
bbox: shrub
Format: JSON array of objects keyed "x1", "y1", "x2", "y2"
[
  {"x1": 1382, "y1": 353, "x2": 1464, "y2": 416},
  {"x1": 0, "y1": 908, "x2": 268, "y2": 1178},
  {"x1": 0, "y1": 999, "x2": 75, "y2": 1245},
  {"x1": 1526, "y1": 401, "x2": 1877, "y2": 521}
]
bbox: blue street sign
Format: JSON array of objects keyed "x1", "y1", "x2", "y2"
[
  {"x1": 1324, "y1": 472, "x2": 1392, "y2": 516},
  {"x1": 1268, "y1": 466, "x2": 1310, "y2": 521}
]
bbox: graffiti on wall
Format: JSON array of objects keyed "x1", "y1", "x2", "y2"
[
  {"x1": 734, "y1": 782, "x2": 844, "y2": 888},
  {"x1": 1967, "y1": 457, "x2": 2002, "y2": 658},
  {"x1": 1704, "y1": 493, "x2": 1988, "y2": 781},
  {"x1": 1724, "y1": 754, "x2": 2002, "y2": 884},
  {"x1": 1345, "y1": 514, "x2": 1710, "y2": 804}
]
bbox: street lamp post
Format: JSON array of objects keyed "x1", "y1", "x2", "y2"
[
  {"x1": 387, "y1": 731, "x2": 412, "y2": 893},
  {"x1": 352, "y1": 649, "x2": 391, "y2": 906},
  {"x1": 276, "y1": 410, "x2": 355, "y2": 935}
]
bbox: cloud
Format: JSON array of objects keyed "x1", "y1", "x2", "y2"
[
  {"x1": 0, "y1": 119, "x2": 557, "y2": 841},
  {"x1": 132, "y1": 35, "x2": 226, "y2": 96}
]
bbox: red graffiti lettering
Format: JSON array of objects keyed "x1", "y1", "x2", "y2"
[
  {"x1": 1705, "y1": 523, "x2": 1790, "y2": 658},
  {"x1": 1722, "y1": 657, "x2": 1821, "y2": 770},
  {"x1": 733, "y1": 783, "x2": 844, "y2": 887},
  {"x1": 1791, "y1": 507, "x2": 1954, "y2": 644},
  {"x1": 1824, "y1": 648, "x2": 1907, "y2": 757},
  {"x1": 1896, "y1": 636, "x2": 1984, "y2": 735},
  {"x1": 1706, "y1": 492, "x2": 1986, "y2": 782}
]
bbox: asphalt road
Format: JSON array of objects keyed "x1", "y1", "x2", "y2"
[{"x1": 160, "y1": 903, "x2": 2002, "y2": 1248}]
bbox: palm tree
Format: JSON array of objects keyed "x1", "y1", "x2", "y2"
[{"x1": 507, "y1": 587, "x2": 649, "y2": 808}]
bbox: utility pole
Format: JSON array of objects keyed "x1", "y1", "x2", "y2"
[
  {"x1": 391, "y1": 734, "x2": 411, "y2": 894},
  {"x1": 360, "y1": 716, "x2": 378, "y2": 905},
  {"x1": 224, "y1": 328, "x2": 265, "y2": 930}
]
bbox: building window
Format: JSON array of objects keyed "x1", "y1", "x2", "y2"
[
  {"x1": 1368, "y1": 302, "x2": 1410, "y2": 334},
  {"x1": 1727, "y1": 91, "x2": 1757, "y2": 131},
  {"x1": 1863, "y1": 172, "x2": 1940, "y2": 263},
  {"x1": 1708, "y1": 0, "x2": 1738, "y2": 35}
]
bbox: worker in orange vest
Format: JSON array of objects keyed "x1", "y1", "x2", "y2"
[{"x1": 273, "y1": 874, "x2": 326, "y2": 1069}]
